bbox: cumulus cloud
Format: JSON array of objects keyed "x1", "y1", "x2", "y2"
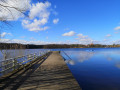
[
  {"x1": 0, "y1": 1, "x2": 58, "y2": 32},
  {"x1": 22, "y1": 1, "x2": 51, "y2": 32},
  {"x1": 106, "y1": 34, "x2": 112, "y2": 37},
  {"x1": 0, "y1": 39, "x2": 48, "y2": 45},
  {"x1": 62, "y1": 31, "x2": 75, "y2": 36},
  {"x1": 0, "y1": 0, "x2": 31, "y2": 21},
  {"x1": 1, "y1": 38, "x2": 120, "y2": 45},
  {"x1": 22, "y1": 19, "x2": 49, "y2": 31},
  {"x1": 77, "y1": 34, "x2": 88, "y2": 39},
  {"x1": 75, "y1": 33, "x2": 94, "y2": 44},
  {"x1": 53, "y1": 18, "x2": 59, "y2": 24},
  {"x1": 114, "y1": 26, "x2": 120, "y2": 30},
  {"x1": 0, "y1": 32, "x2": 12, "y2": 38},
  {"x1": 0, "y1": 39, "x2": 75, "y2": 45},
  {"x1": 29, "y1": 2, "x2": 51, "y2": 19}
]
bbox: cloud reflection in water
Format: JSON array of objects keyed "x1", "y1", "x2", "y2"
[{"x1": 63, "y1": 50, "x2": 95, "y2": 65}]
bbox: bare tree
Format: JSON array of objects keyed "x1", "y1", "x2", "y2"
[
  {"x1": 0, "y1": 0, "x2": 46, "y2": 60},
  {"x1": 0, "y1": 0, "x2": 30, "y2": 21},
  {"x1": 0, "y1": 0, "x2": 30, "y2": 60}
]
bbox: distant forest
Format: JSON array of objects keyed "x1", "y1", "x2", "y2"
[{"x1": 0, "y1": 43, "x2": 120, "y2": 49}]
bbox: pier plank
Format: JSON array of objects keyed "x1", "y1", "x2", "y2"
[
  {"x1": 18, "y1": 51, "x2": 81, "y2": 90},
  {"x1": 0, "y1": 51, "x2": 81, "y2": 90}
]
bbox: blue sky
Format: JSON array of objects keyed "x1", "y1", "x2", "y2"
[{"x1": 0, "y1": 0, "x2": 120, "y2": 45}]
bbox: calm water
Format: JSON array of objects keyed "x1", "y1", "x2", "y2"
[
  {"x1": 0, "y1": 49, "x2": 49, "y2": 77},
  {"x1": 0, "y1": 49, "x2": 46, "y2": 60},
  {"x1": 58, "y1": 48, "x2": 120, "y2": 90},
  {"x1": 1, "y1": 48, "x2": 120, "y2": 90}
]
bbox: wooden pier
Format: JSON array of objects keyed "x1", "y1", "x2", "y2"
[{"x1": 0, "y1": 51, "x2": 81, "y2": 90}]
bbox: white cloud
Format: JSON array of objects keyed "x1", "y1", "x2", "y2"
[
  {"x1": 0, "y1": 32, "x2": 7, "y2": 38},
  {"x1": 75, "y1": 33, "x2": 94, "y2": 44},
  {"x1": 0, "y1": 39, "x2": 72, "y2": 45},
  {"x1": 0, "y1": 1, "x2": 58, "y2": 32},
  {"x1": 53, "y1": 18, "x2": 59, "y2": 24},
  {"x1": 0, "y1": 0, "x2": 31, "y2": 21},
  {"x1": 114, "y1": 26, "x2": 120, "y2": 30},
  {"x1": 29, "y1": 1, "x2": 51, "y2": 19},
  {"x1": 0, "y1": 32, "x2": 12, "y2": 38},
  {"x1": 22, "y1": 1, "x2": 51, "y2": 32},
  {"x1": 76, "y1": 38, "x2": 94, "y2": 44},
  {"x1": 0, "y1": 38, "x2": 120, "y2": 45},
  {"x1": 22, "y1": 19, "x2": 49, "y2": 31},
  {"x1": 0, "y1": 39, "x2": 48, "y2": 45},
  {"x1": 106, "y1": 34, "x2": 112, "y2": 37},
  {"x1": 77, "y1": 34, "x2": 88, "y2": 39},
  {"x1": 62, "y1": 31, "x2": 75, "y2": 36}
]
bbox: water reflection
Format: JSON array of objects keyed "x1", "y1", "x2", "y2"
[
  {"x1": 102, "y1": 51, "x2": 120, "y2": 69},
  {"x1": 106, "y1": 56, "x2": 120, "y2": 69},
  {"x1": 76, "y1": 51, "x2": 95, "y2": 63},
  {"x1": 60, "y1": 48, "x2": 120, "y2": 90},
  {"x1": 62, "y1": 51, "x2": 95, "y2": 65},
  {"x1": 65, "y1": 60, "x2": 75, "y2": 65}
]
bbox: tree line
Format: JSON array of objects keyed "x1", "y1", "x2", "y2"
[{"x1": 0, "y1": 43, "x2": 120, "y2": 49}]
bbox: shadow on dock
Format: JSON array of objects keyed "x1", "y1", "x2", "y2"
[
  {"x1": 0, "y1": 55, "x2": 48, "y2": 90},
  {"x1": 0, "y1": 51, "x2": 81, "y2": 90}
]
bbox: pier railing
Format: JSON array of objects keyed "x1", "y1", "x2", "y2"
[{"x1": 0, "y1": 50, "x2": 50, "y2": 77}]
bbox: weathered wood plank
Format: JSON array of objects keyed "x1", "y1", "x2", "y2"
[
  {"x1": 0, "y1": 51, "x2": 81, "y2": 90},
  {"x1": 18, "y1": 51, "x2": 81, "y2": 90}
]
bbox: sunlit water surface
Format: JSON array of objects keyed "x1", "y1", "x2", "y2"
[
  {"x1": 52, "y1": 48, "x2": 120, "y2": 90},
  {"x1": 0, "y1": 49, "x2": 48, "y2": 77},
  {"x1": 0, "y1": 48, "x2": 120, "y2": 90},
  {"x1": 0, "y1": 49, "x2": 46, "y2": 60}
]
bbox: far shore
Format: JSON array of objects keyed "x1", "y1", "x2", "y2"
[{"x1": 1, "y1": 43, "x2": 120, "y2": 49}]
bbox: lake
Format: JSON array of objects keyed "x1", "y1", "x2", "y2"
[
  {"x1": 58, "y1": 48, "x2": 120, "y2": 90},
  {"x1": 0, "y1": 49, "x2": 47, "y2": 60},
  {"x1": 0, "y1": 48, "x2": 120, "y2": 90},
  {"x1": 0, "y1": 49, "x2": 49, "y2": 77}
]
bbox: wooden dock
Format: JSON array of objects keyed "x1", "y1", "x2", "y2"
[{"x1": 0, "y1": 51, "x2": 81, "y2": 90}]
